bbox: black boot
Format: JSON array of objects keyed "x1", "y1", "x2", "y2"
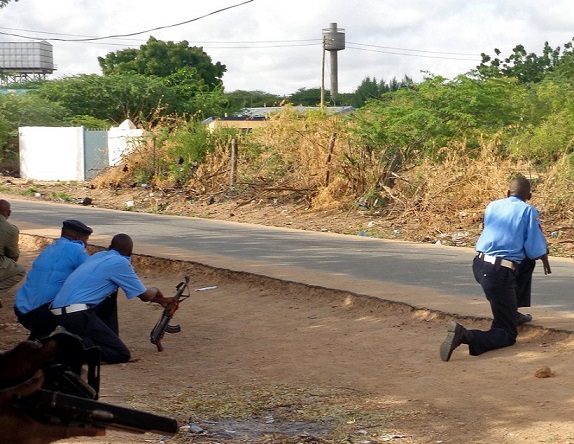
[{"x1": 440, "y1": 321, "x2": 472, "y2": 362}]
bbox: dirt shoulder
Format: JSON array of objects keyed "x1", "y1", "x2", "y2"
[
  {"x1": 4, "y1": 176, "x2": 573, "y2": 259},
  {"x1": 1, "y1": 235, "x2": 574, "y2": 444},
  {"x1": 0, "y1": 177, "x2": 481, "y2": 249}
]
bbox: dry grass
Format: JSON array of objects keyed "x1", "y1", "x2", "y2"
[
  {"x1": 155, "y1": 383, "x2": 417, "y2": 444},
  {"x1": 87, "y1": 111, "x2": 574, "y2": 255}
]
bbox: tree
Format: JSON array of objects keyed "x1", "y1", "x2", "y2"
[
  {"x1": 33, "y1": 73, "x2": 227, "y2": 124},
  {"x1": 98, "y1": 36, "x2": 226, "y2": 90},
  {"x1": 477, "y1": 41, "x2": 562, "y2": 83},
  {"x1": 351, "y1": 76, "x2": 414, "y2": 108},
  {"x1": 352, "y1": 77, "x2": 380, "y2": 108},
  {"x1": 286, "y1": 87, "x2": 354, "y2": 106},
  {"x1": 224, "y1": 90, "x2": 283, "y2": 113},
  {"x1": 0, "y1": 92, "x2": 67, "y2": 171},
  {"x1": 161, "y1": 67, "x2": 228, "y2": 118},
  {"x1": 33, "y1": 74, "x2": 166, "y2": 124},
  {"x1": 547, "y1": 39, "x2": 574, "y2": 82},
  {"x1": 288, "y1": 87, "x2": 323, "y2": 106},
  {"x1": 350, "y1": 74, "x2": 527, "y2": 171}
]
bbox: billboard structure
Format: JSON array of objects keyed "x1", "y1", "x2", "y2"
[{"x1": 0, "y1": 41, "x2": 55, "y2": 84}]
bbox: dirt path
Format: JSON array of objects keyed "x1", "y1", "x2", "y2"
[{"x1": 2, "y1": 236, "x2": 574, "y2": 444}]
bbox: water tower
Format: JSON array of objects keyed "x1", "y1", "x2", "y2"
[
  {"x1": 0, "y1": 41, "x2": 55, "y2": 85},
  {"x1": 321, "y1": 23, "x2": 345, "y2": 103}
]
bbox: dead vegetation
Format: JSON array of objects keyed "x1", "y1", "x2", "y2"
[{"x1": 4, "y1": 110, "x2": 574, "y2": 256}]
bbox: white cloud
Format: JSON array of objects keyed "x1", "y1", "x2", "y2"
[{"x1": 2, "y1": 0, "x2": 574, "y2": 95}]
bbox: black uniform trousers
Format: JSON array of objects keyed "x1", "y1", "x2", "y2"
[
  {"x1": 515, "y1": 257, "x2": 536, "y2": 308},
  {"x1": 15, "y1": 302, "x2": 59, "y2": 341},
  {"x1": 53, "y1": 291, "x2": 131, "y2": 364},
  {"x1": 468, "y1": 256, "x2": 518, "y2": 356}
]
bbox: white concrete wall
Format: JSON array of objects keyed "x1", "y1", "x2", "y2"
[
  {"x1": 19, "y1": 126, "x2": 85, "y2": 181},
  {"x1": 107, "y1": 120, "x2": 144, "y2": 167}
]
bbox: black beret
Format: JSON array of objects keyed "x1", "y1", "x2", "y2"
[{"x1": 62, "y1": 219, "x2": 93, "y2": 235}]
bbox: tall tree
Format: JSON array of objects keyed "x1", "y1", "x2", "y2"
[
  {"x1": 547, "y1": 39, "x2": 574, "y2": 82},
  {"x1": 98, "y1": 36, "x2": 226, "y2": 90},
  {"x1": 225, "y1": 90, "x2": 283, "y2": 113},
  {"x1": 477, "y1": 41, "x2": 562, "y2": 83},
  {"x1": 352, "y1": 77, "x2": 380, "y2": 108},
  {"x1": 33, "y1": 73, "x2": 227, "y2": 125},
  {"x1": 351, "y1": 76, "x2": 414, "y2": 108},
  {"x1": 289, "y1": 87, "x2": 323, "y2": 106},
  {"x1": 0, "y1": 0, "x2": 17, "y2": 8}
]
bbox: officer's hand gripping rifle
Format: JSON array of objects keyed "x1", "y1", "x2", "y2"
[{"x1": 150, "y1": 276, "x2": 190, "y2": 351}]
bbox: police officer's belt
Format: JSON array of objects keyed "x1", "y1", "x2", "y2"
[
  {"x1": 477, "y1": 253, "x2": 516, "y2": 270},
  {"x1": 50, "y1": 303, "x2": 90, "y2": 315}
]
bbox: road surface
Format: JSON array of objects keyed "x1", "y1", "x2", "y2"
[{"x1": 9, "y1": 198, "x2": 574, "y2": 332}]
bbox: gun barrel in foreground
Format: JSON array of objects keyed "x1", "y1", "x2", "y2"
[
  {"x1": 13, "y1": 330, "x2": 179, "y2": 435},
  {"x1": 16, "y1": 389, "x2": 178, "y2": 435}
]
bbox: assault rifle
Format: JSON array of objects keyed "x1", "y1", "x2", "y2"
[
  {"x1": 150, "y1": 276, "x2": 190, "y2": 351},
  {"x1": 12, "y1": 330, "x2": 178, "y2": 435}
]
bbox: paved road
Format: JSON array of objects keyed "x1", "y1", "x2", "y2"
[{"x1": 8, "y1": 198, "x2": 574, "y2": 331}]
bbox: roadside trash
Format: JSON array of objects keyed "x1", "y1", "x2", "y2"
[
  {"x1": 195, "y1": 286, "x2": 217, "y2": 291},
  {"x1": 125, "y1": 200, "x2": 134, "y2": 208},
  {"x1": 382, "y1": 434, "x2": 407, "y2": 441},
  {"x1": 551, "y1": 231, "x2": 559, "y2": 238},
  {"x1": 451, "y1": 231, "x2": 469, "y2": 241},
  {"x1": 393, "y1": 229, "x2": 400, "y2": 234},
  {"x1": 80, "y1": 197, "x2": 92, "y2": 206},
  {"x1": 359, "y1": 230, "x2": 368, "y2": 236},
  {"x1": 367, "y1": 221, "x2": 375, "y2": 227},
  {"x1": 34, "y1": 192, "x2": 41, "y2": 198},
  {"x1": 189, "y1": 424, "x2": 204, "y2": 433},
  {"x1": 180, "y1": 422, "x2": 204, "y2": 434}
]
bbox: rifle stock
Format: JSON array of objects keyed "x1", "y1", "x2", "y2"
[{"x1": 150, "y1": 276, "x2": 190, "y2": 351}]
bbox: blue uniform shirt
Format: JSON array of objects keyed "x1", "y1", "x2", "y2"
[
  {"x1": 15, "y1": 237, "x2": 89, "y2": 314},
  {"x1": 52, "y1": 249, "x2": 147, "y2": 308},
  {"x1": 475, "y1": 196, "x2": 548, "y2": 262}
]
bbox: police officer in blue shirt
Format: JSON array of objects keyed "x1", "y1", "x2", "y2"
[
  {"x1": 440, "y1": 177, "x2": 551, "y2": 361},
  {"x1": 14, "y1": 220, "x2": 93, "y2": 340},
  {"x1": 50, "y1": 233, "x2": 176, "y2": 364}
]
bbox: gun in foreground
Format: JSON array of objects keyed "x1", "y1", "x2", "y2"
[
  {"x1": 13, "y1": 330, "x2": 178, "y2": 435},
  {"x1": 150, "y1": 276, "x2": 190, "y2": 351}
]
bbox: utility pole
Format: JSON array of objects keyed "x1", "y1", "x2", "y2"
[{"x1": 321, "y1": 35, "x2": 326, "y2": 108}]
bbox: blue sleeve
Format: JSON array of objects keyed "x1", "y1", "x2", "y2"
[
  {"x1": 111, "y1": 260, "x2": 147, "y2": 299},
  {"x1": 523, "y1": 207, "x2": 548, "y2": 259},
  {"x1": 71, "y1": 246, "x2": 90, "y2": 268}
]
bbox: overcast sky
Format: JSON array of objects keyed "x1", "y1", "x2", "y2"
[{"x1": 2, "y1": 0, "x2": 574, "y2": 96}]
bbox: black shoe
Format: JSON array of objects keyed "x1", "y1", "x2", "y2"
[
  {"x1": 516, "y1": 312, "x2": 532, "y2": 325},
  {"x1": 440, "y1": 321, "x2": 470, "y2": 362}
]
